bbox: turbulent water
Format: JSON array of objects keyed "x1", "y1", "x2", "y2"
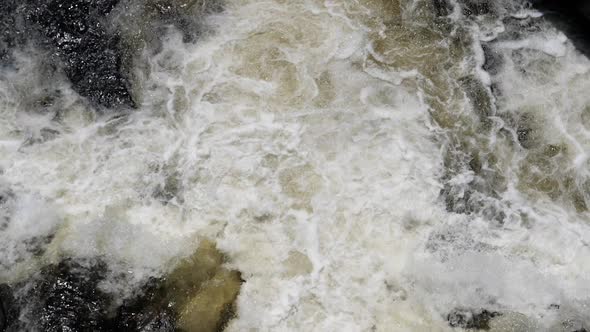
[{"x1": 1, "y1": 0, "x2": 589, "y2": 331}]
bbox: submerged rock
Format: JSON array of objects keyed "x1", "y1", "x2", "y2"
[
  {"x1": 112, "y1": 0, "x2": 224, "y2": 58},
  {"x1": 2, "y1": 240, "x2": 242, "y2": 332},
  {"x1": 447, "y1": 308, "x2": 502, "y2": 330},
  {"x1": 459, "y1": 75, "x2": 494, "y2": 119},
  {"x1": 23, "y1": 259, "x2": 111, "y2": 331},
  {"x1": 114, "y1": 239, "x2": 243, "y2": 332},
  {"x1": 0, "y1": 284, "x2": 19, "y2": 332},
  {"x1": 112, "y1": 277, "x2": 177, "y2": 331},
  {"x1": 481, "y1": 44, "x2": 504, "y2": 75},
  {"x1": 459, "y1": 0, "x2": 493, "y2": 17},
  {"x1": 0, "y1": 1, "x2": 18, "y2": 65},
  {"x1": 433, "y1": 0, "x2": 452, "y2": 17}
]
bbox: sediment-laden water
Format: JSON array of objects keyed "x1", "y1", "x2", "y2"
[{"x1": 0, "y1": 0, "x2": 589, "y2": 331}]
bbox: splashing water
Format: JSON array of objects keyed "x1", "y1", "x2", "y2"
[{"x1": 0, "y1": 0, "x2": 589, "y2": 331}]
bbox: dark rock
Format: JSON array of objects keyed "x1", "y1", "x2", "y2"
[
  {"x1": 433, "y1": 0, "x2": 452, "y2": 17},
  {"x1": 459, "y1": 75, "x2": 494, "y2": 119},
  {"x1": 0, "y1": 0, "x2": 24, "y2": 66},
  {"x1": 2, "y1": 241, "x2": 242, "y2": 331},
  {"x1": 1, "y1": 259, "x2": 111, "y2": 331},
  {"x1": 26, "y1": 0, "x2": 135, "y2": 109},
  {"x1": 460, "y1": 0, "x2": 492, "y2": 17},
  {"x1": 0, "y1": 284, "x2": 19, "y2": 332},
  {"x1": 512, "y1": 112, "x2": 542, "y2": 149},
  {"x1": 482, "y1": 43, "x2": 503, "y2": 75},
  {"x1": 517, "y1": 126, "x2": 532, "y2": 147},
  {"x1": 447, "y1": 308, "x2": 502, "y2": 330},
  {"x1": 109, "y1": 277, "x2": 176, "y2": 332},
  {"x1": 0, "y1": 187, "x2": 14, "y2": 232},
  {"x1": 498, "y1": 16, "x2": 543, "y2": 42},
  {"x1": 32, "y1": 259, "x2": 111, "y2": 331},
  {"x1": 2, "y1": 0, "x2": 224, "y2": 110}
]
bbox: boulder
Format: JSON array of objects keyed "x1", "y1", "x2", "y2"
[
  {"x1": 30, "y1": 259, "x2": 111, "y2": 331},
  {"x1": 115, "y1": 239, "x2": 243, "y2": 332},
  {"x1": 1, "y1": 239, "x2": 242, "y2": 332},
  {"x1": 26, "y1": 0, "x2": 135, "y2": 109}
]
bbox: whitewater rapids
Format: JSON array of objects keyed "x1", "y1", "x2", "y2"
[{"x1": 1, "y1": 0, "x2": 589, "y2": 331}]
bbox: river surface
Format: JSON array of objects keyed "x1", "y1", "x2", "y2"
[{"x1": 1, "y1": 0, "x2": 589, "y2": 331}]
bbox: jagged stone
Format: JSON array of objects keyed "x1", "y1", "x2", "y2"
[
  {"x1": 33, "y1": 259, "x2": 111, "y2": 331},
  {"x1": 26, "y1": 0, "x2": 135, "y2": 109}
]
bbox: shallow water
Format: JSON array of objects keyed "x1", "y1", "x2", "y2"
[{"x1": 1, "y1": 0, "x2": 589, "y2": 331}]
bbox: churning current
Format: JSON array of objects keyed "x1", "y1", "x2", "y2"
[{"x1": 0, "y1": 0, "x2": 589, "y2": 331}]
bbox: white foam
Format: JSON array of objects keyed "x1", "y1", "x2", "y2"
[{"x1": 0, "y1": 0, "x2": 589, "y2": 330}]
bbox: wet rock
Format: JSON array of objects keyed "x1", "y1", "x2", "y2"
[
  {"x1": 514, "y1": 113, "x2": 543, "y2": 149},
  {"x1": 498, "y1": 16, "x2": 542, "y2": 42},
  {"x1": 459, "y1": 75, "x2": 494, "y2": 119},
  {"x1": 2, "y1": 0, "x2": 223, "y2": 110},
  {"x1": 482, "y1": 44, "x2": 504, "y2": 75},
  {"x1": 177, "y1": 269, "x2": 242, "y2": 332},
  {"x1": 433, "y1": 0, "x2": 452, "y2": 17},
  {"x1": 3, "y1": 239, "x2": 242, "y2": 332},
  {"x1": 0, "y1": 0, "x2": 26, "y2": 67},
  {"x1": 0, "y1": 284, "x2": 19, "y2": 332},
  {"x1": 112, "y1": 239, "x2": 242, "y2": 332},
  {"x1": 111, "y1": 277, "x2": 176, "y2": 331},
  {"x1": 460, "y1": 0, "x2": 493, "y2": 17},
  {"x1": 29, "y1": 259, "x2": 111, "y2": 331},
  {"x1": 112, "y1": 239, "x2": 242, "y2": 331},
  {"x1": 448, "y1": 308, "x2": 502, "y2": 330},
  {"x1": 27, "y1": 0, "x2": 135, "y2": 109},
  {"x1": 0, "y1": 2, "x2": 15, "y2": 65},
  {"x1": 1, "y1": 259, "x2": 111, "y2": 331},
  {"x1": 163, "y1": 239, "x2": 242, "y2": 332}
]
